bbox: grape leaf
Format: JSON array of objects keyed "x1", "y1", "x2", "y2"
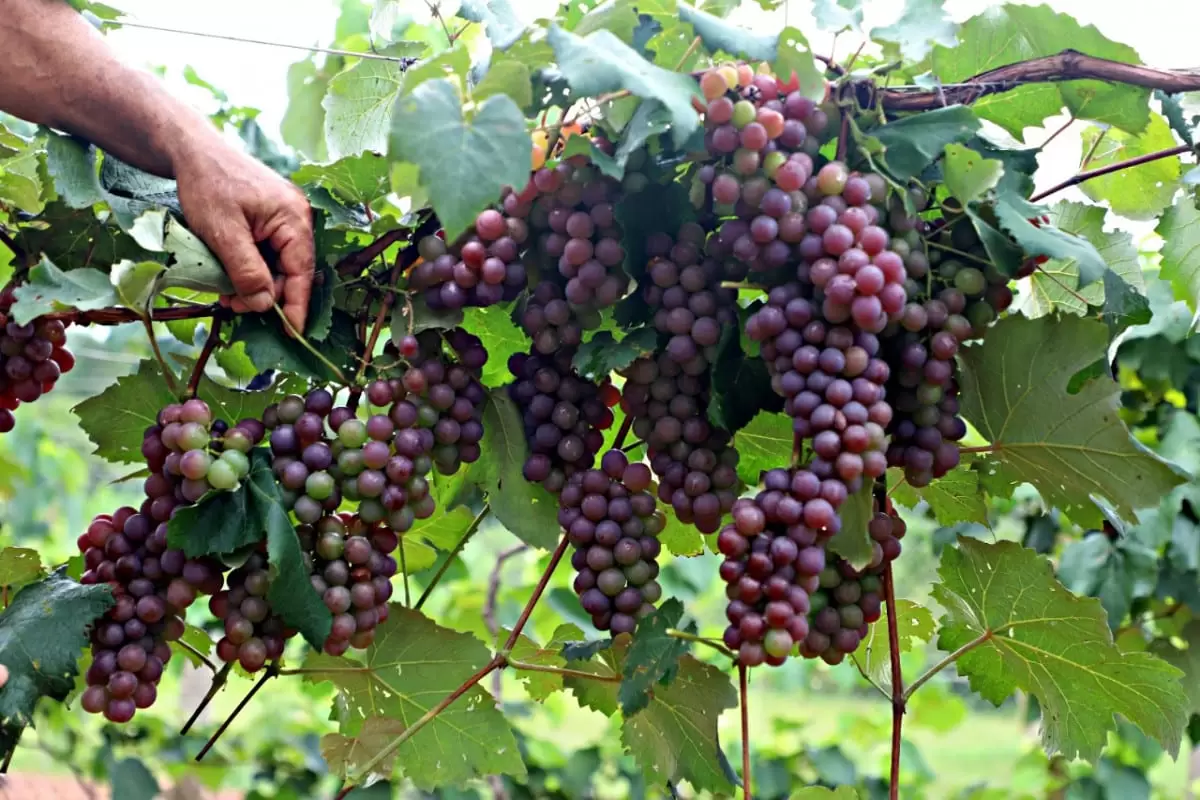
[
  {"x1": 232, "y1": 309, "x2": 359, "y2": 383},
  {"x1": 398, "y1": 45, "x2": 471, "y2": 98},
  {"x1": 460, "y1": 305, "x2": 531, "y2": 388},
  {"x1": 813, "y1": 0, "x2": 863, "y2": 32},
  {"x1": 870, "y1": 106, "x2": 980, "y2": 181},
  {"x1": 389, "y1": 79, "x2": 530, "y2": 241},
  {"x1": 619, "y1": 598, "x2": 690, "y2": 715},
  {"x1": 854, "y1": 599, "x2": 935, "y2": 689},
  {"x1": 958, "y1": 314, "x2": 1184, "y2": 528},
  {"x1": 405, "y1": 505, "x2": 478, "y2": 564},
  {"x1": 793, "y1": 790, "x2": 862, "y2": 800},
  {"x1": 0, "y1": 548, "x2": 45, "y2": 590},
  {"x1": 459, "y1": 0, "x2": 526, "y2": 50},
  {"x1": 1078, "y1": 114, "x2": 1181, "y2": 220},
  {"x1": 1157, "y1": 90, "x2": 1196, "y2": 146},
  {"x1": 1149, "y1": 621, "x2": 1200, "y2": 717},
  {"x1": 323, "y1": 54, "x2": 407, "y2": 160},
  {"x1": 44, "y1": 131, "x2": 103, "y2": 209},
  {"x1": 172, "y1": 622, "x2": 215, "y2": 669},
  {"x1": 302, "y1": 606, "x2": 526, "y2": 789},
  {"x1": 932, "y1": 537, "x2": 1187, "y2": 760},
  {"x1": 10, "y1": 256, "x2": 116, "y2": 324},
  {"x1": 547, "y1": 26, "x2": 701, "y2": 148},
  {"x1": 657, "y1": 506, "x2": 705, "y2": 557},
  {"x1": 0, "y1": 571, "x2": 114, "y2": 757},
  {"x1": 322, "y1": 716, "x2": 407, "y2": 778},
  {"x1": 469, "y1": 392, "x2": 562, "y2": 550},
  {"x1": 72, "y1": 357, "x2": 178, "y2": 465},
  {"x1": 826, "y1": 480, "x2": 874, "y2": 569},
  {"x1": 0, "y1": 138, "x2": 47, "y2": 214},
  {"x1": 168, "y1": 449, "x2": 331, "y2": 648},
  {"x1": 870, "y1": 0, "x2": 958, "y2": 61},
  {"x1": 154, "y1": 217, "x2": 236, "y2": 296},
  {"x1": 930, "y1": 5, "x2": 1148, "y2": 137},
  {"x1": 112, "y1": 259, "x2": 165, "y2": 311},
  {"x1": 292, "y1": 153, "x2": 392, "y2": 208},
  {"x1": 993, "y1": 193, "x2": 1109, "y2": 289},
  {"x1": 572, "y1": 328, "x2": 657, "y2": 379},
  {"x1": 677, "y1": 3, "x2": 775, "y2": 62},
  {"x1": 888, "y1": 465, "x2": 988, "y2": 527},
  {"x1": 732, "y1": 411, "x2": 793, "y2": 487},
  {"x1": 1156, "y1": 193, "x2": 1200, "y2": 312},
  {"x1": 1058, "y1": 532, "x2": 1159, "y2": 629},
  {"x1": 281, "y1": 57, "x2": 331, "y2": 162},
  {"x1": 942, "y1": 144, "x2": 1003, "y2": 205},
  {"x1": 564, "y1": 640, "x2": 736, "y2": 792},
  {"x1": 773, "y1": 27, "x2": 827, "y2": 100},
  {"x1": 507, "y1": 624, "x2": 584, "y2": 702},
  {"x1": 108, "y1": 758, "x2": 159, "y2": 800},
  {"x1": 474, "y1": 58, "x2": 533, "y2": 109}
]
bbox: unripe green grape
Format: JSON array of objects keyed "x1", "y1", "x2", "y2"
[
  {"x1": 222, "y1": 429, "x2": 253, "y2": 453},
  {"x1": 305, "y1": 471, "x2": 335, "y2": 501},
  {"x1": 339, "y1": 419, "x2": 368, "y2": 448},
  {"x1": 763, "y1": 629, "x2": 793, "y2": 658},
  {"x1": 220, "y1": 449, "x2": 250, "y2": 478},
  {"x1": 177, "y1": 422, "x2": 210, "y2": 452},
  {"x1": 954, "y1": 266, "x2": 988, "y2": 296},
  {"x1": 731, "y1": 100, "x2": 757, "y2": 129},
  {"x1": 207, "y1": 459, "x2": 240, "y2": 491}
]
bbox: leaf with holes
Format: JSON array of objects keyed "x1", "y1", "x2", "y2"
[
  {"x1": 292, "y1": 153, "x2": 392, "y2": 208},
  {"x1": 943, "y1": 144, "x2": 1003, "y2": 205},
  {"x1": 0, "y1": 548, "x2": 44, "y2": 591},
  {"x1": 933, "y1": 537, "x2": 1187, "y2": 760},
  {"x1": 44, "y1": 131, "x2": 103, "y2": 209},
  {"x1": 994, "y1": 193, "x2": 1109, "y2": 289},
  {"x1": 871, "y1": 106, "x2": 980, "y2": 181},
  {"x1": 1078, "y1": 114, "x2": 1181, "y2": 220},
  {"x1": 958, "y1": 315, "x2": 1184, "y2": 527},
  {"x1": 302, "y1": 607, "x2": 526, "y2": 788},
  {"x1": 619, "y1": 599, "x2": 690, "y2": 715},
  {"x1": 460, "y1": 305, "x2": 531, "y2": 387},
  {"x1": 323, "y1": 46, "x2": 419, "y2": 160},
  {"x1": 508, "y1": 624, "x2": 584, "y2": 701},
  {"x1": 322, "y1": 716, "x2": 408, "y2": 779},
  {"x1": 732, "y1": 411, "x2": 793, "y2": 487},
  {"x1": 389, "y1": 79, "x2": 530, "y2": 241}
]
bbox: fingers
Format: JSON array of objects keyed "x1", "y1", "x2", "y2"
[
  {"x1": 271, "y1": 214, "x2": 316, "y2": 334},
  {"x1": 205, "y1": 218, "x2": 277, "y2": 314}
]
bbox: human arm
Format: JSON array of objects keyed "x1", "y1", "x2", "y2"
[{"x1": 0, "y1": 0, "x2": 314, "y2": 330}]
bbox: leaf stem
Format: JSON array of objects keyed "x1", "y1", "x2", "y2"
[
  {"x1": 272, "y1": 304, "x2": 348, "y2": 385},
  {"x1": 187, "y1": 313, "x2": 228, "y2": 397},
  {"x1": 413, "y1": 504, "x2": 491, "y2": 611},
  {"x1": 142, "y1": 317, "x2": 180, "y2": 397},
  {"x1": 666, "y1": 628, "x2": 734, "y2": 659},
  {"x1": 884, "y1": 563, "x2": 904, "y2": 800},
  {"x1": 1029, "y1": 143, "x2": 1194, "y2": 202},
  {"x1": 507, "y1": 659, "x2": 621, "y2": 682},
  {"x1": 1038, "y1": 112, "x2": 1077, "y2": 151},
  {"x1": 195, "y1": 662, "x2": 278, "y2": 760},
  {"x1": 957, "y1": 444, "x2": 999, "y2": 455},
  {"x1": 902, "y1": 630, "x2": 993, "y2": 702},
  {"x1": 924, "y1": 240, "x2": 994, "y2": 267},
  {"x1": 739, "y1": 662, "x2": 752, "y2": 800},
  {"x1": 176, "y1": 638, "x2": 217, "y2": 674},
  {"x1": 180, "y1": 662, "x2": 232, "y2": 735},
  {"x1": 674, "y1": 36, "x2": 702, "y2": 71}
]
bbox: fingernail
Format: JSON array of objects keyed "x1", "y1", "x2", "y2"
[{"x1": 246, "y1": 290, "x2": 274, "y2": 312}]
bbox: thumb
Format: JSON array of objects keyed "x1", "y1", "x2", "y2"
[{"x1": 206, "y1": 222, "x2": 277, "y2": 313}]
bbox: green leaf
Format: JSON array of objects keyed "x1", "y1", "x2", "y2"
[
  {"x1": 547, "y1": 26, "x2": 701, "y2": 148},
  {"x1": 1149, "y1": 621, "x2": 1200, "y2": 718},
  {"x1": 111, "y1": 259, "x2": 165, "y2": 311},
  {"x1": 399, "y1": 45, "x2": 471, "y2": 97},
  {"x1": 870, "y1": 0, "x2": 958, "y2": 61},
  {"x1": 302, "y1": 606, "x2": 526, "y2": 788},
  {"x1": 322, "y1": 716, "x2": 407, "y2": 778},
  {"x1": 470, "y1": 392, "x2": 562, "y2": 549},
  {"x1": 72, "y1": 358, "x2": 178, "y2": 465},
  {"x1": 232, "y1": 310, "x2": 359, "y2": 383},
  {"x1": 0, "y1": 548, "x2": 45, "y2": 590},
  {"x1": 1058, "y1": 532, "x2": 1159, "y2": 627},
  {"x1": 993, "y1": 194, "x2": 1109, "y2": 288},
  {"x1": 773, "y1": 27, "x2": 826, "y2": 101},
  {"x1": 44, "y1": 131, "x2": 103, "y2": 209},
  {"x1": 930, "y1": 5, "x2": 1149, "y2": 136},
  {"x1": 389, "y1": 79, "x2": 530, "y2": 241},
  {"x1": 732, "y1": 411, "x2": 793, "y2": 487},
  {"x1": 855, "y1": 598, "x2": 935, "y2": 689},
  {"x1": 657, "y1": 506, "x2": 705, "y2": 557},
  {"x1": 292, "y1": 152, "x2": 392, "y2": 208},
  {"x1": 460, "y1": 305, "x2": 530, "y2": 387},
  {"x1": 871, "y1": 106, "x2": 980, "y2": 181},
  {"x1": 1156, "y1": 193, "x2": 1200, "y2": 311},
  {"x1": 1078, "y1": 114, "x2": 1181, "y2": 220},
  {"x1": 15, "y1": 201, "x2": 160, "y2": 268},
  {"x1": 323, "y1": 53, "x2": 408, "y2": 160},
  {"x1": 1157, "y1": 90, "x2": 1195, "y2": 146},
  {"x1": 813, "y1": 0, "x2": 863, "y2": 32},
  {"x1": 619, "y1": 598, "x2": 689, "y2": 716},
  {"x1": 108, "y1": 758, "x2": 160, "y2": 800},
  {"x1": 405, "y1": 505, "x2": 477, "y2": 565},
  {"x1": 474, "y1": 58, "x2": 533, "y2": 109},
  {"x1": 932, "y1": 537, "x2": 1187, "y2": 761},
  {"x1": 958, "y1": 315, "x2": 1184, "y2": 527},
  {"x1": 508, "y1": 624, "x2": 583, "y2": 701},
  {"x1": 155, "y1": 217, "x2": 236, "y2": 296},
  {"x1": 565, "y1": 642, "x2": 736, "y2": 792},
  {"x1": 10, "y1": 256, "x2": 116, "y2": 324},
  {"x1": 677, "y1": 3, "x2": 775, "y2": 62},
  {"x1": 0, "y1": 138, "x2": 47, "y2": 214},
  {"x1": 573, "y1": 328, "x2": 657, "y2": 380},
  {"x1": 173, "y1": 622, "x2": 214, "y2": 669},
  {"x1": 826, "y1": 480, "x2": 874, "y2": 569},
  {"x1": 888, "y1": 465, "x2": 987, "y2": 527},
  {"x1": 572, "y1": 0, "x2": 639, "y2": 43},
  {"x1": 459, "y1": 0, "x2": 527, "y2": 50},
  {"x1": 792, "y1": 790, "x2": 862, "y2": 800},
  {"x1": 169, "y1": 450, "x2": 331, "y2": 648},
  {"x1": 281, "y1": 57, "x2": 331, "y2": 162},
  {"x1": 942, "y1": 143, "x2": 1003, "y2": 205},
  {"x1": 0, "y1": 571, "x2": 114, "y2": 755}
]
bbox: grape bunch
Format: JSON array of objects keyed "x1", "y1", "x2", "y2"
[
  {"x1": 78, "y1": 508, "x2": 222, "y2": 721},
  {"x1": 146, "y1": 399, "x2": 263, "y2": 503},
  {"x1": 715, "y1": 469, "x2": 839, "y2": 666},
  {"x1": 409, "y1": 208, "x2": 529, "y2": 311},
  {"x1": 519, "y1": 281, "x2": 585, "y2": 355},
  {"x1": 208, "y1": 549, "x2": 294, "y2": 673},
  {"x1": 507, "y1": 347, "x2": 620, "y2": 493},
  {"x1": 563, "y1": 451, "x2": 666, "y2": 634},
  {"x1": 301, "y1": 514, "x2": 397, "y2": 656},
  {"x1": 620, "y1": 353, "x2": 740, "y2": 533},
  {"x1": 0, "y1": 286, "x2": 75, "y2": 434}
]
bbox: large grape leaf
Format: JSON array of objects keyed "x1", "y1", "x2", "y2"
[
  {"x1": 888, "y1": 465, "x2": 988, "y2": 527},
  {"x1": 869, "y1": 106, "x2": 980, "y2": 181},
  {"x1": 619, "y1": 599, "x2": 689, "y2": 715},
  {"x1": 281, "y1": 57, "x2": 331, "y2": 162},
  {"x1": 302, "y1": 607, "x2": 526, "y2": 789},
  {"x1": 72, "y1": 357, "x2": 178, "y2": 464},
  {"x1": 932, "y1": 537, "x2": 1187, "y2": 761},
  {"x1": 292, "y1": 153, "x2": 391, "y2": 208},
  {"x1": 15, "y1": 200, "x2": 159, "y2": 268},
  {"x1": 930, "y1": 4, "x2": 1149, "y2": 137},
  {"x1": 232, "y1": 309, "x2": 360, "y2": 383},
  {"x1": 389, "y1": 79, "x2": 530, "y2": 241},
  {"x1": 1077, "y1": 115, "x2": 1181, "y2": 220},
  {"x1": 564, "y1": 640, "x2": 737, "y2": 792},
  {"x1": 0, "y1": 138, "x2": 47, "y2": 214},
  {"x1": 44, "y1": 131, "x2": 103, "y2": 209},
  {"x1": 468, "y1": 392, "x2": 562, "y2": 549},
  {"x1": 460, "y1": 305, "x2": 531, "y2": 388},
  {"x1": 1156, "y1": 193, "x2": 1200, "y2": 312},
  {"x1": 732, "y1": 411, "x2": 793, "y2": 487},
  {"x1": 0, "y1": 548, "x2": 45, "y2": 591},
  {"x1": 10, "y1": 256, "x2": 116, "y2": 324},
  {"x1": 322, "y1": 717, "x2": 407, "y2": 778},
  {"x1": 958, "y1": 315, "x2": 1184, "y2": 527},
  {"x1": 399, "y1": 505, "x2": 479, "y2": 574},
  {"x1": 547, "y1": 26, "x2": 701, "y2": 148},
  {"x1": 323, "y1": 52, "x2": 409, "y2": 160},
  {"x1": 870, "y1": 0, "x2": 958, "y2": 61},
  {"x1": 0, "y1": 571, "x2": 114, "y2": 757},
  {"x1": 1057, "y1": 531, "x2": 1159, "y2": 628},
  {"x1": 942, "y1": 143, "x2": 1003, "y2": 205}
]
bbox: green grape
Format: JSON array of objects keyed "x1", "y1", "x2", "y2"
[{"x1": 207, "y1": 459, "x2": 240, "y2": 491}]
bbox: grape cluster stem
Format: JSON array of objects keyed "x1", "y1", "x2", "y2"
[
  {"x1": 195, "y1": 660, "x2": 280, "y2": 762},
  {"x1": 884, "y1": 561, "x2": 904, "y2": 800},
  {"x1": 187, "y1": 312, "x2": 230, "y2": 397},
  {"x1": 180, "y1": 662, "x2": 232, "y2": 735},
  {"x1": 739, "y1": 662, "x2": 752, "y2": 800},
  {"x1": 413, "y1": 503, "x2": 492, "y2": 610}
]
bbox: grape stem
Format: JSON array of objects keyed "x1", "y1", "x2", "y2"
[
  {"x1": 180, "y1": 662, "x2": 233, "y2": 735},
  {"x1": 923, "y1": 240, "x2": 993, "y2": 268},
  {"x1": 612, "y1": 415, "x2": 634, "y2": 451},
  {"x1": 413, "y1": 504, "x2": 492, "y2": 611},
  {"x1": 348, "y1": 534, "x2": 572, "y2": 784},
  {"x1": 900, "y1": 630, "x2": 993, "y2": 702},
  {"x1": 141, "y1": 316, "x2": 180, "y2": 397},
  {"x1": 739, "y1": 662, "x2": 752, "y2": 800},
  {"x1": 355, "y1": 262, "x2": 402, "y2": 385},
  {"x1": 883, "y1": 563, "x2": 904, "y2": 800},
  {"x1": 398, "y1": 538, "x2": 411, "y2": 607},
  {"x1": 195, "y1": 661, "x2": 280, "y2": 761},
  {"x1": 507, "y1": 660, "x2": 621, "y2": 682},
  {"x1": 666, "y1": 629, "x2": 734, "y2": 659},
  {"x1": 1028, "y1": 142, "x2": 1194, "y2": 202},
  {"x1": 176, "y1": 638, "x2": 218, "y2": 674},
  {"x1": 272, "y1": 304, "x2": 349, "y2": 385},
  {"x1": 0, "y1": 226, "x2": 28, "y2": 267},
  {"x1": 186, "y1": 312, "x2": 229, "y2": 397}
]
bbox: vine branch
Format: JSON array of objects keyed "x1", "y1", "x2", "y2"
[
  {"x1": 196, "y1": 662, "x2": 279, "y2": 760},
  {"x1": 739, "y1": 662, "x2": 752, "y2": 800},
  {"x1": 187, "y1": 313, "x2": 228, "y2": 396},
  {"x1": 180, "y1": 662, "x2": 232, "y2": 735},
  {"x1": 413, "y1": 504, "x2": 491, "y2": 610},
  {"x1": 1029, "y1": 143, "x2": 1194, "y2": 202},
  {"x1": 883, "y1": 562, "x2": 904, "y2": 800}
]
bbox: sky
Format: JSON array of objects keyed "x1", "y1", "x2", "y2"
[{"x1": 101, "y1": 0, "x2": 1198, "y2": 228}]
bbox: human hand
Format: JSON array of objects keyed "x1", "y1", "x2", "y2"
[
  {"x1": 0, "y1": 663, "x2": 8, "y2": 689},
  {"x1": 170, "y1": 132, "x2": 315, "y2": 333}
]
